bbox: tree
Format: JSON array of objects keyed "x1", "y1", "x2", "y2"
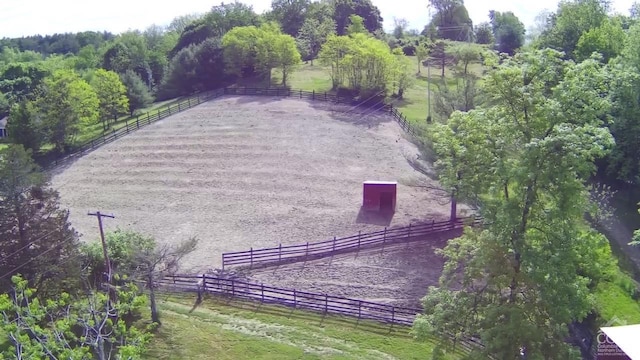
[
  {"x1": 83, "y1": 230, "x2": 197, "y2": 325},
  {"x1": 428, "y1": 0, "x2": 473, "y2": 41},
  {"x1": 537, "y1": 0, "x2": 607, "y2": 59},
  {"x1": 392, "y1": 56, "x2": 414, "y2": 99},
  {"x1": 37, "y1": 69, "x2": 99, "y2": 151},
  {"x1": 296, "y1": 17, "x2": 336, "y2": 64},
  {"x1": 576, "y1": 18, "x2": 626, "y2": 62},
  {"x1": 393, "y1": 17, "x2": 409, "y2": 39},
  {"x1": 490, "y1": 10, "x2": 525, "y2": 55},
  {"x1": 414, "y1": 49, "x2": 615, "y2": 357},
  {"x1": 120, "y1": 70, "x2": 153, "y2": 116},
  {"x1": 271, "y1": 0, "x2": 311, "y2": 36},
  {"x1": 447, "y1": 43, "x2": 483, "y2": 76},
  {"x1": 7, "y1": 100, "x2": 43, "y2": 152},
  {"x1": 415, "y1": 43, "x2": 430, "y2": 74},
  {"x1": 333, "y1": 0, "x2": 383, "y2": 36},
  {"x1": 269, "y1": 34, "x2": 302, "y2": 86},
  {"x1": 346, "y1": 14, "x2": 367, "y2": 35},
  {"x1": 0, "y1": 62, "x2": 48, "y2": 105},
  {"x1": 167, "y1": 13, "x2": 204, "y2": 34},
  {"x1": 222, "y1": 26, "x2": 264, "y2": 78},
  {"x1": 0, "y1": 276, "x2": 151, "y2": 359},
  {"x1": 0, "y1": 145, "x2": 81, "y2": 295},
  {"x1": 91, "y1": 69, "x2": 129, "y2": 130},
  {"x1": 474, "y1": 22, "x2": 494, "y2": 44}
]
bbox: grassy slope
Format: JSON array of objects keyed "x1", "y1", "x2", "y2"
[{"x1": 144, "y1": 294, "x2": 463, "y2": 360}]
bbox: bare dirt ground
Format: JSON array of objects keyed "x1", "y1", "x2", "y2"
[
  {"x1": 246, "y1": 229, "x2": 463, "y2": 309},
  {"x1": 51, "y1": 96, "x2": 466, "y2": 272}
]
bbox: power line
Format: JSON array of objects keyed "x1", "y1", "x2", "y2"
[
  {"x1": 0, "y1": 230, "x2": 57, "y2": 264},
  {"x1": 0, "y1": 240, "x2": 68, "y2": 280}
]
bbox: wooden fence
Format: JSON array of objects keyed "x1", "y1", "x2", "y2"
[
  {"x1": 45, "y1": 88, "x2": 226, "y2": 170},
  {"x1": 222, "y1": 217, "x2": 482, "y2": 269},
  {"x1": 223, "y1": 87, "x2": 418, "y2": 136},
  {"x1": 157, "y1": 273, "x2": 421, "y2": 326}
]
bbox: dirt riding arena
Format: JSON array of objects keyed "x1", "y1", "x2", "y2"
[{"x1": 51, "y1": 95, "x2": 466, "y2": 302}]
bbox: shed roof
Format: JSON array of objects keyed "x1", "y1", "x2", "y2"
[{"x1": 601, "y1": 324, "x2": 640, "y2": 359}]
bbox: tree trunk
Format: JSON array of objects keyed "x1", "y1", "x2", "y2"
[
  {"x1": 450, "y1": 191, "x2": 457, "y2": 222},
  {"x1": 148, "y1": 274, "x2": 160, "y2": 324},
  {"x1": 417, "y1": 59, "x2": 421, "y2": 74}
]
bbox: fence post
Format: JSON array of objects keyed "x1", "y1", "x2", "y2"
[
  {"x1": 293, "y1": 289, "x2": 297, "y2": 308},
  {"x1": 299, "y1": 89, "x2": 302, "y2": 98},
  {"x1": 305, "y1": 242, "x2": 309, "y2": 259},
  {"x1": 408, "y1": 223, "x2": 412, "y2": 238},
  {"x1": 136, "y1": 116, "x2": 139, "y2": 129},
  {"x1": 261, "y1": 283, "x2": 264, "y2": 303},
  {"x1": 432, "y1": 219, "x2": 435, "y2": 228},
  {"x1": 358, "y1": 231, "x2": 361, "y2": 249},
  {"x1": 147, "y1": 112, "x2": 150, "y2": 121},
  {"x1": 278, "y1": 243, "x2": 282, "y2": 262},
  {"x1": 312, "y1": 90, "x2": 315, "y2": 100},
  {"x1": 383, "y1": 227, "x2": 387, "y2": 244},
  {"x1": 324, "y1": 91, "x2": 327, "y2": 101},
  {"x1": 325, "y1": 294, "x2": 329, "y2": 314},
  {"x1": 188, "y1": 98, "x2": 191, "y2": 107},
  {"x1": 250, "y1": 247, "x2": 253, "y2": 268},
  {"x1": 178, "y1": 102, "x2": 181, "y2": 112},
  {"x1": 332, "y1": 236, "x2": 336, "y2": 252},
  {"x1": 231, "y1": 279, "x2": 235, "y2": 297},
  {"x1": 358, "y1": 300, "x2": 362, "y2": 319},
  {"x1": 391, "y1": 307, "x2": 395, "y2": 324}
]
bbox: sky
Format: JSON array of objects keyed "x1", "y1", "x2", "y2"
[{"x1": 0, "y1": 0, "x2": 637, "y2": 39}]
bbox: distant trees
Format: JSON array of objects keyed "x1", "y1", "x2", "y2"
[
  {"x1": 427, "y1": 0, "x2": 473, "y2": 41},
  {"x1": 37, "y1": 69, "x2": 99, "y2": 151},
  {"x1": 490, "y1": 10, "x2": 525, "y2": 55},
  {"x1": 319, "y1": 33, "x2": 401, "y2": 97},
  {"x1": 474, "y1": 22, "x2": 494, "y2": 44},
  {"x1": 575, "y1": 17, "x2": 626, "y2": 62},
  {"x1": 333, "y1": 0, "x2": 383, "y2": 36},
  {"x1": 121, "y1": 70, "x2": 154, "y2": 115},
  {"x1": 222, "y1": 25, "x2": 301, "y2": 86},
  {"x1": 91, "y1": 69, "x2": 129, "y2": 129},
  {"x1": 271, "y1": 0, "x2": 311, "y2": 36},
  {"x1": 296, "y1": 17, "x2": 336, "y2": 64},
  {"x1": 7, "y1": 101, "x2": 43, "y2": 151}
]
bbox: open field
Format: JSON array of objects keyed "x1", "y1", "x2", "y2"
[
  {"x1": 144, "y1": 293, "x2": 463, "y2": 360},
  {"x1": 51, "y1": 96, "x2": 464, "y2": 271}
]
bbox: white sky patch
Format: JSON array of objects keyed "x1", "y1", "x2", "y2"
[{"x1": 0, "y1": 0, "x2": 637, "y2": 38}]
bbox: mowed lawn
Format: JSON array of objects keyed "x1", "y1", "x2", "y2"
[{"x1": 144, "y1": 293, "x2": 464, "y2": 360}]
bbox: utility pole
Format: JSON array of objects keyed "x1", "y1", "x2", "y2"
[
  {"x1": 88, "y1": 211, "x2": 115, "y2": 283},
  {"x1": 427, "y1": 59, "x2": 432, "y2": 123}
]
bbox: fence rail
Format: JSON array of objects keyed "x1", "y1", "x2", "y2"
[
  {"x1": 158, "y1": 274, "x2": 421, "y2": 326},
  {"x1": 222, "y1": 217, "x2": 481, "y2": 269},
  {"x1": 223, "y1": 87, "x2": 418, "y2": 136},
  {"x1": 46, "y1": 88, "x2": 226, "y2": 170}
]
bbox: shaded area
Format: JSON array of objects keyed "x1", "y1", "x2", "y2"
[{"x1": 355, "y1": 207, "x2": 394, "y2": 226}]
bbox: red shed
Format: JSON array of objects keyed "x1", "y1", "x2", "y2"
[{"x1": 362, "y1": 181, "x2": 397, "y2": 212}]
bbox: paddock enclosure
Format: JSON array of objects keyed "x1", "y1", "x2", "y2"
[{"x1": 51, "y1": 96, "x2": 463, "y2": 271}]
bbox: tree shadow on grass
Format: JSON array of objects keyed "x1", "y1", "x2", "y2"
[{"x1": 307, "y1": 101, "x2": 395, "y2": 129}]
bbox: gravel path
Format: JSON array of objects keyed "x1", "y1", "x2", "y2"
[{"x1": 51, "y1": 96, "x2": 464, "y2": 271}]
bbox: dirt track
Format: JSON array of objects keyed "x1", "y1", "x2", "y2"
[{"x1": 51, "y1": 96, "x2": 465, "y2": 271}]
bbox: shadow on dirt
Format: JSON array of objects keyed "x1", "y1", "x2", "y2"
[
  {"x1": 356, "y1": 207, "x2": 394, "y2": 226},
  {"x1": 231, "y1": 95, "x2": 287, "y2": 105}
]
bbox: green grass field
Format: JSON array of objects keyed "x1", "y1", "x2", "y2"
[{"x1": 144, "y1": 293, "x2": 464, "y2": 360}]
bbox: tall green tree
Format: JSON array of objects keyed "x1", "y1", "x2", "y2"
[
  {"x1": 271, "y1": 0, "x2": 311, "y2": 36},
  {"x1": 428, "y1": 0, "x2": 473, "y2": 41},
  {"x1": 91, "y1": 69, "x2": 129, "y2": 129},
  {"x1": 268, "y1": 33, "x2": 302, "y2": 86},
  {"x1": 415, "y1": 43, "x2": 430, "y2": 74},
  {"x1": 575, "y1": 17, "x2": 626, "y2": 62},
  {"x1": 474, "y1": 22, "x2": 494, "y2": 44},
  {"x1": 121, "y1": 70, "x2": 154, "y2": 116},
  {"x1": 537, "y1": 0, "x2": 607, "y2": 59},
  {"x1": 0, "y1": 145, "x2": 81, "y2": 295},
  {"x1": 346, "y1": 14, "x2": 368, "y2": 35},
  {"x1": 37, "y1": 69, "x2": 99, "y2": 151},
  {"x1": 7, "y1": 100, "x2": 43, "y2": 151},
  {"x1": 490, "y1": 10, "x2": 525, "y2": 55},
  {"x1": 333, "y1": 0, "x2": 383, "y2": 36},
  {"x1": 296, "y1": 17, "x2": 336, "y2": 64},
  {"x1": 414, "y1": 49, "x2": 615, "y2": 358}
]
